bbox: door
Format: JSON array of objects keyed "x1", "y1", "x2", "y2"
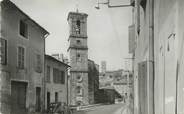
[
  {"x1": 36, "y1": 87, "x2": 41, "y2": 112},
  {"x1": 11, "y1": 81, "x2": 27, "y2": 114},
  {"x1": 47, "y1": 92, "x2": 50, "y2": 110},
  {"x1": 55, "y1": 92, "x2": 58, "y2": 102}
]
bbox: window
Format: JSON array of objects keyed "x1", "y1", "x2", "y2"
[
  {"x1": 76, "y1": 20, "x2": 80, "y2": 34},
  {"x1": 0, "y1": 38, "x2": 7, "y2": 65},
  {"x1": 61, "y1": 71, "x2": 65, "y2": 84},
  {"x1": 46, "y1": 66, "x2": 50, "y2": 82},
  {"x1": 109, "y1": 75, "x2": 112, "y2": 78},
  {"x1": 55, "y1": 92, "x2": 58, "y2": 102},
  {"x1": 35, "y1": 54, "x2": 42, "y2": 73},
  {"x1": 19, "y1": 20, "x2": 28, "y2": 38},
  {"x1": 76, "y1": 75, "x2": 83, "y2": 82},
  {"x1": 76, "y1": 53, "x2": 82, "y2": 62},
  {"x1": 76, "y1": 40, "x2": 81, "y2": 45},
  {"x1": 18, "y1": 46, "x2": 25, "y2": 69},
  {"x1": 76, "y1": 86, "x2": 83, "y2": 96},
  {"x1": 53, "y1": 68, "x2": 65, "y2": 84}
]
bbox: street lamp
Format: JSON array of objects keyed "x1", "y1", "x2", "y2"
[{"x1": 95, "y1": 0, "x2": 134, "y2": 9}]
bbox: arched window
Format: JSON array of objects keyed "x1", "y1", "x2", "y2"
[
  {"x1": 76, "y1": 20, "x2": 80, "y2": 34},
  {"x1": 76, "y1": 53, "x2": 82, "y2": 62}
]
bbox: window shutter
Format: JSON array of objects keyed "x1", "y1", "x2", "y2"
[
  {"x1": 18, "y1": 46, "x2": 25, "y2": 69},
  {"x1": 35, "y1": 54, "x2": 42, "y2": 73},
  {"x1": 61, "y1": 71, "x2": 65, "y2": 84},
  {"x1": 129, "y1": 25, "x2": 136, "y2": 53},
  {"x1": 0, "y1": 38, "x2": 7, "y2": 65},
  {"x1": 46, "y1": 66, "x2": 50, "y2": 82}
]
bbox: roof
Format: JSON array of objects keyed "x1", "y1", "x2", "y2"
[
  {"x1": 45, "y1": 55, "x2": 70, "y2": 68},
  {"x1": 3, "y1": 0, "x2": 49, "y2": 35},
  {"x1": 67, "y1": 11, "x2": 88, "y2": 21}
]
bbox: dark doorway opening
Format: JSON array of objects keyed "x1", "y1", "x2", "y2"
[
  {"x1": 36, "y1": 87, "x2": 41, "y2": 112},
  {"x1": 11, "y1": 81, "x2": 27, "y2": 114},
  {"x1": 55, "y1": 92, "x2": 58, "y2": 102},
  {"x1": 47, "y1": 92, "x2": 50, "y2": 110}
]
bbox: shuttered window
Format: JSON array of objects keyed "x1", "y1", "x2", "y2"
[
  {"x1": 129, "y1": 25, "x2": 136, "y2": 53},
  {"x1": 53, "y1": 68, "x2": 65, "y2": 84},
  {"x1": 46, "y1": 66, "x2": 51, "y2": 82},
  {"x1": 18, "y1": 46, "x2": 25, "y2": 69},
  {"x1": 35, "y1": 54, "x2": 42, "y2": 73},
  {"x1": 0, "y1": 38, "x2": 7, "y2": 65}
]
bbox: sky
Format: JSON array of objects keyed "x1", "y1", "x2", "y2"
[{"x1": 11, "y1": 0, "x2": 133, "y2": 71}]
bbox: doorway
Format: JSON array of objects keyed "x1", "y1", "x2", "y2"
[
  {"x1": 47, "y1": 92, "x2": 50, "y2": 110},
  {"x1": 36, "y1": 87, "x2": 41, "y2": 112},
  {"x1": 11, "y1": 81, "x2": 27, "y2": 114}
]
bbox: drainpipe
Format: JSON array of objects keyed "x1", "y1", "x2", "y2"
[
  {"x1": 43, "y1": 33, "x2": 49, "y2": 112},
  {"x1": 0, "y1": 2, "x2": 2, "y2": 114},
  {"x1": 148, "y1": 0, "x2": 154, "y2": 113},
  {"x1": 66, "y1": 67, "x2": 71, "y2": 113}
]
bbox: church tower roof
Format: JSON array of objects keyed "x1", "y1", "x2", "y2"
[{"x1": 67, "y1": 12, "x2": 88, "y2": 21}]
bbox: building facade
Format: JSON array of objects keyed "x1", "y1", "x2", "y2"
[
  {"x1": 88, "y1": 59, "x2": 99, "y2": 104},
  {"x1": 113, "y1": 71, "x2": 133, "y2": 101},
  {"x1": 154, "y1": 0, "x2": 184, "y2": 114},
  {"x1": 129, "y1": 0, "x2": 154, "y2": 114},
  {"x1": 0, "y1": 0, "x2": 49, "y2": 114},
  {"x1": 99, "y1": 69, "x2": 133, "y2": 102},
  {"x1": 45, "y1": 55, "x2": 70, "y2": 110},
  {"x1": 130, "y1": 0, "x2": 184, "y2": 114},
  {"x1": 67, "y1": 11, "x2": 89, "y2": 105}
]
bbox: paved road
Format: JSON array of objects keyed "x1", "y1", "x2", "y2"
[{"x1": 74, "y1": 104, "x2": 125, "y2": 114}]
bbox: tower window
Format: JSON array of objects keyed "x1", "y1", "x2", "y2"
[
  {"x1": 76, "y1": 20, "x2": 80, "y2": 34},
  {"x1": 76, "y1": 40, "x2": 81, "y2": 45},
  {"x1": 76, "y1": 53, "x2": 82, "y2": 62},
  {"x1": 77, "y1": 75, "x2": 83, "y2": 82},
  {"x1": 76, "y1": 86, "x2": 83, "y2": 95},
  {"x1": 77, "y1": 54, "x2": 80, "y2": 57}
]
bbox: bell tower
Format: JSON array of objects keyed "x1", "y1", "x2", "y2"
[{"x1": 67, "y1": 12, "x2": 89, "y2": 105}]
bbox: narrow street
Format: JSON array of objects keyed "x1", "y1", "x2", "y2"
[{"x1": 74, "y1": 104, "x2": 126, "y2": 114}]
